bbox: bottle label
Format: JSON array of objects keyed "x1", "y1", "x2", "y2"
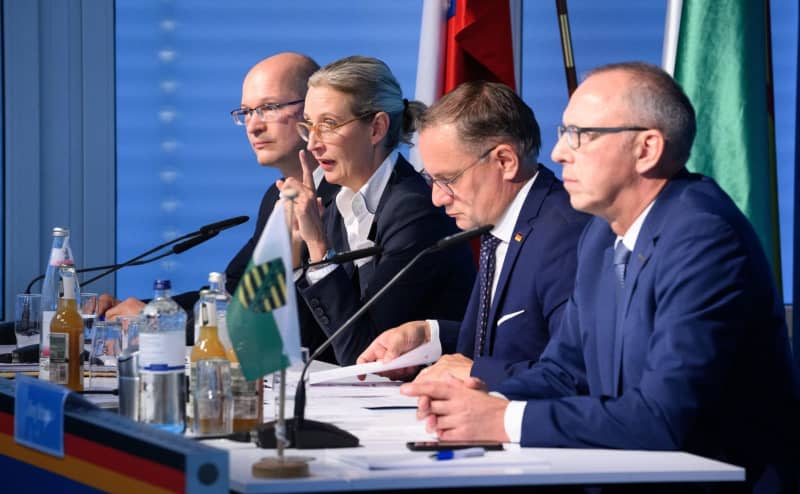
[
  {"x1": 187, "y1": 361, "x2": 196, "y2": 422},
  {"x1": 41, "y1": 311, "x2": 56, "y2": 355},
  {"x1": 49, "y1": 248, "x2": 66, "y2": 266},
  {"x1": 230, "y1": 364, "x2": 259, "y2": 419},
  {"x1": 139, "y1": 331, "x2": 185, "y2": 371},
  {"x1": 49, "y1": 333, "x2": 69, "y2": 384}
]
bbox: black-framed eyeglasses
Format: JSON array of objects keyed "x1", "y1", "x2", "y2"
[
  {"x1": 296, "y1": 111, "x2": 376, "y2": 142},
  {"x1": 424, "y1": 145, "x2": 496, "y2": 197},
  {"x1": 557, "y1": 125, "x2": 648, "y2": 150},
  {"x1": 230, "y1": 99, "x2": 304, "y2": 126}
]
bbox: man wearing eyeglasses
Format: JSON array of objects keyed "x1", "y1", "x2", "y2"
[
  {"x1": 102, "y1": 53, "x2": 338, "y2": 358},
  {"x1": 356, "y1": 81, "x2": 589, "y2": 388},
  {"x1": 401, "y1": 62, "x2": 799, "y2": 492}
]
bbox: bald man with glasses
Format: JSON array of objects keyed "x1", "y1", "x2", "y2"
[{"x1": 357, "y1": 81, "x2": 589, "y2": 388}]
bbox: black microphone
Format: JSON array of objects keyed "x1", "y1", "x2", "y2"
[
  {"x1": 433, "y1": 224, "x2": 493, "y2": 251},
  {"x1": 304, "y1": 245, "x2": 383, "y2": 268},
  {"x1": 199, "y1": 215, "x2": 249, "y2": 236},
  {"x1": 81, "y1": 231, "x2": 224, "y2": 287},
  {"x1": 255, "y1": 224, "x2": 493, "y2": 450},
  {"x1": 171, "y1": 232, "x2": 218, "y2": 255}
]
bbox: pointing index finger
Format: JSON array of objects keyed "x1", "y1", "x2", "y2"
[{"x1": 299, "y1": 150, "x2": 316, "y2": 193}]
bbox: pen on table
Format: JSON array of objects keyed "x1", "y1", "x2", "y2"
[{"x1": 430, "y1": 447, "x2": 485, "y2": 461}]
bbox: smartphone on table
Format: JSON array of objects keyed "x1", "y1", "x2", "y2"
[{"x1": 406, "y1": 440, "x2": 504, "y2": 451}]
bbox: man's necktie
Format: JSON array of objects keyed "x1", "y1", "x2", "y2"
[
  {"x1": 476, "y1": 233, "x2": 501, "y2": 356},
  {"x1": 613, "y1": 242, "x2": 632, "y2": 288}
]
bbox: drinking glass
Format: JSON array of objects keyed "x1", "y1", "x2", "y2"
[
  {"x1": 14, "y1": 293, "x2": 41, "y2": 348},
  {"x1": 79, "y1": 292, "x2": 99, "y2": 358},
  {"x1": 192, "y1": 359, "x2": 233, "y2": 435},
  {"x1": 88, "y1": 320, "x2": 122, "y2": 386}
]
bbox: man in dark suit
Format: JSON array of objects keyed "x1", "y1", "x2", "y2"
[
  {"x1": 357, "y1": 81, "x2": 588, "y2": 388},
  {"x1": 102, "y1": 52, "x2": 337, "y2": 357},
  {"x1": 401, "y1": 63, "x2": 799, "y2": 492}
]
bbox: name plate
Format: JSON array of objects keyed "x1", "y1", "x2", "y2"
[{"x1": 14, "y1": 374, "x2": 70, "y2": 457}]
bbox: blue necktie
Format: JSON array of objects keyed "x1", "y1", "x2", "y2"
[
  {"x1": 476, "y1": 233, "x2": 501, "y2": 357},
  {"x1": 613, "y1": 242, "x2": 632, "y2": 288}
]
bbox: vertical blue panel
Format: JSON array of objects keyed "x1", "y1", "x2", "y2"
[
  {"x1": 0, "y1": 2, "x2": 4, "y2": 318},
  {"x1": 3, "y1": 0, "x2": 115, "y2": 312},
  {"x1": 772, "y1": 0, "x2": 799, "y2": 303}
]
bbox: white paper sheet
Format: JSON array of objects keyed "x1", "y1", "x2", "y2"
[{"x1": 308, "y1": 337, "x2": 442, "y2": 384}]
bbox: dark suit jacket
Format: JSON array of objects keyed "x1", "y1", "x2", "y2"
[
  {"x1": 298, "y1": 155, "x2": 476, "y2": 365},
  {"x1": 496, "y1": 170, "x2": 800, "y2": 492},
  {"x1": 437, "y1": 165, "x2": 589, "y2": 388},
  {"x1": 174, "y1": 177, "x2": 339, "y2": 361}
]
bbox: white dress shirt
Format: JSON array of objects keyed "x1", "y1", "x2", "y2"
[{"x1": 306, "y1": 150, "x2": 398, "y2": 285}]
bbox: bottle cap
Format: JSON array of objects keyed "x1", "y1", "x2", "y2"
[
  {"x1": 209, "y1": 272, "x2": 224, "y2": 284},
  {"x1": 52, "y1": 227, "x2": 69, "y2": 236},
  {"x1": 154, "y1": 279, "x2": 172, "y2": 290}
]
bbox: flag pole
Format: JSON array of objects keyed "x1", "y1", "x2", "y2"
[
  {"x1": 275, "y1": 190, "x2": 298, "y2": 458},
  {"x1": 555, "y1": 0, "x2": 577, "y2": 96},
  {"x1": 250, "y1": 189, "x2": 310, "y2": 479}
]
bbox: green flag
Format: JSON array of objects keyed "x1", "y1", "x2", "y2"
[
  {"x1": 226, "y1": 199, "x2": 302, "y2": 381},
  {"x1": 664, "y1": 0, "x2": 781, "y2": 287}
]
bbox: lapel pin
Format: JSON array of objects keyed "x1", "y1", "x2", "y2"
[{"x1": 514, "y1": 232, "x2": 523, "y2": 242}]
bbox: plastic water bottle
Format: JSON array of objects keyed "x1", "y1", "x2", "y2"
[
  {"x1": 139, "y1": 279, "x2": 187, "y2": 433},
  {"x1": 40, "y1": 227, "x2": 74, "y2": 381}
]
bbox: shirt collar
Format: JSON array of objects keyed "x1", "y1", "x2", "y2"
[
  {"x1": 616, "y1": 200, "x2": 656, "y2": 251},
  {"x1": 490, "y1": 171, "x2": 539, "y2": 243},
  {"x1": 336, "y1": 150, "x2": 398, "y2": 219}
]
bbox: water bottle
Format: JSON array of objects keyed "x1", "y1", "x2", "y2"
[
  {"x1": 40, "y1": 227, "x2": 74, "y2": 381},
  {"x1": 139, "y1": 279, "x2": 187, "y2": 433}
]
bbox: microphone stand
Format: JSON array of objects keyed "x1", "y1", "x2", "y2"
[
  {"x1": 80, "y1": 232, "x2": 213, "y2": 288},
  {"x1": 256, "y1": 224, "x2": 493, "y2": 449},
  {"x1": 24, "y1": 215, "x2": 248, "y2": 293}
]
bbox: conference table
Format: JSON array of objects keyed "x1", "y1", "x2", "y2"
[
  {"x1": 0, "y1": 349, "x2": 745, "y2": 492},
  {"x1": 205, "y1": 362, "x2": 745, "y2": 493}
]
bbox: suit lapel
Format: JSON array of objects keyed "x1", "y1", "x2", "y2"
[
  {"x1": 610, "y1": 175, "x2": 685, "y2": 394},
  {"x1": 485, "y1": 167, "x2": 556, "y2": 352},
  {"x1": 356, "y1": 155, "x2": 412, "y2": 295}
]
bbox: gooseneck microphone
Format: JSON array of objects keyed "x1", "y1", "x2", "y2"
[
  {"x1": 255, "y1": 224, "x2": 493, "y2": 449},
  {"x1": 24, "y1": 215, "x2": 249, "y2": 293},
  {"x1": 199, "y1": 215, "x2": 248, "y2": 236}
]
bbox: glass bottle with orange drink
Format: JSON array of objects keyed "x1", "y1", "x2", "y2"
[
  {"x1": 49, "y1": 266, "x2": 84, "y2": 391},
  {"x1": 190, "y1": 293, "x2": 232, "y2": 435}
]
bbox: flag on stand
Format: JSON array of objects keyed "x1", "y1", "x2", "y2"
[
  {"x1": 226, "y1": 199, "x2": 302, "y2": 381},
  {"x1": 663, "y1": 0, "x2": 782, "y2": 286}
]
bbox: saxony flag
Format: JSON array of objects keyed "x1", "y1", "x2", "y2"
[{"x1": 226, "y1": 199, "x2": 302, "y2": 381}]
